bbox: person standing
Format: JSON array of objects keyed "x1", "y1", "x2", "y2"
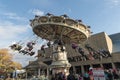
[
  {"x1": 83, "y1": 71, "x2": 90, "y2": 80},
  {"x1": 67, "y1": 72, "x2": 75, "y2": 80},
  {"x1": 112, "y1": 69, "x2": 119, "y2": 80},
  {"x1": 107, "y1": 70, "x2": 113, "y2": 80}
]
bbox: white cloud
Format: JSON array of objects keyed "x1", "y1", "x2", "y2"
[
  {"x1": 0, "y1": 7, "x2": 38, "y2": 67},
  {"x1": 0, "y1": 11, "x2": 31, "y2": 48},
  {"x1": 111, "y1": 0, "x2": 120, "y2": 6},
  {"x1": 105, "y1": 0, "x2": 120, "y2": 7},
  {"x1": 9, "y1": 50, "x2": 36, "y2": 67},
  {"x1": 0, "y1": 20, "x2": 28, "y2": 39},
  {"x1": 29, "y1": 9, "x2": 44, "y2": 16},
  {"x1": 3, "y1": 12, "x2": 27, "y2": 21},
  {"x1": 0, "y1": 20, "x2": 36, "y2": 67}
]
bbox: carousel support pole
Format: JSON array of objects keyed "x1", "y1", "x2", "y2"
[
  {"x1": 47, "y1": 68, "x2": 49, "y2": 78},
  {"x1": 38, "y1": 68, "x2": 41, "y2": 77},
  {"x1": 26, "y1": 71, "x2": 27, "y2": 80}
]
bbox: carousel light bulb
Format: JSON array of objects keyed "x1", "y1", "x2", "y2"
[{"x1": 64, "y1": 69, "x2": 67, "y2": 72}]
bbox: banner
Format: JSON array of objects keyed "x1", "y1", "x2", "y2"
[{"x1": 93, "y1": 68, "x2": 106, "y2": 80}]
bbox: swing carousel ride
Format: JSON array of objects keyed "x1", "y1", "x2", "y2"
[
  {"x1": 9, "y1": 13, "x2": 112, "y2": 75},
  {"x1": 29, "y1": 13, "x2": 91, "y2": 75}
]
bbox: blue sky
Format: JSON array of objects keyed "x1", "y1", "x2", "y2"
[{"x1": 0, "y1": 0, "x2": 120, "y2": 67}]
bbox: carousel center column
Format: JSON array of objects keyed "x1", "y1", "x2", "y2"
[{"x1": 50, "y1": 39, "x2": 71, "y2": 76}]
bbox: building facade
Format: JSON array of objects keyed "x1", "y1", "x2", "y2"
[{"x1": 26, "y1": 32, "x2": 120, "y2": 75}]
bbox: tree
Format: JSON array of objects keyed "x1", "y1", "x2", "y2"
[{"x1": 0, "y1": 48, "x2": 22, "y2": 75}]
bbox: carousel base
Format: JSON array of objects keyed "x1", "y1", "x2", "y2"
[{"x1": 50, "y1": 60, "x2": 71, "y2": 76}]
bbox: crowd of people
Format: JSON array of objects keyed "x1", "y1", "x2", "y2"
[
  {"x1": 51, "y1": 68, "x2": 120, "y2": 80},
  {"x1": 1, "y1": 68, "x2": 120, "y2": 80}
]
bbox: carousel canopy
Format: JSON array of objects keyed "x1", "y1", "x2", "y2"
[{"x1": 30, "y1": 14, "x2": 91, "y2": 44}]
